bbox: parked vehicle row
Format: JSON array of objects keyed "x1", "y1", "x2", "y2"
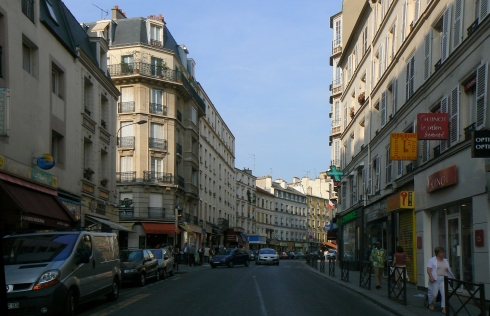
[{"x1": 119, "y1": 247, "x2": 174, "y2": 286}]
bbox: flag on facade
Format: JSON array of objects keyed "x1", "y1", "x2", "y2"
[{"x1": 328, "y1": 200, "x2": 334, "y2": 210}]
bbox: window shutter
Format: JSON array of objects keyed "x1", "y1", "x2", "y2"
[
  {"x1": 441, "y1": 7, "x2": 451, "y2": 63},
  {"x1": 392, "y1": 78, "x2": 397, "y2": 114},
  {"x1": 450, "y1": 86, "x2": 459, "y2": 145},
  {"x1": 381, "y1": 91, "x2": 387, "y2": 126},
  {"x1": 378, "y1": 46, "x2": 383, "y2": 79},
  {"x1": 406, "y1": 61, "x2": 410, "y2": 101},
  {"x1": 409, "y1": 57, "x2": 415, "y2": 97},
  {"x1": 385, "y1": 35, "x2": 389, "y2": 69},
  {"x1": 375, "y1": 157, "x2": 381, "y2": 192},
  {"x1": 424, "y1": 33, "x2": 431, "y2": 80},
  {"x1": 476, "y1": 63, "x2": 487, "y2": 129},
  {"x1": 422, "y1": 140, "x2": 429, "y2": 163},
  {"x1": 368, "y1": 162, "x2": 372, "y2": 195},
  {"x1": 402, "y1": 0, "x2": 407, "y2": 42},
  {"x1": 440, "y1": 96, "x2": 449, "y2": 152},
  {"x1": 385, "y1": 148, "x2": 392, "y2": 183},
  {"x1": 362, "y1": 167, "x2": 366, "y2": 198},
  {"x1": 453, "y1": 0, "x2": 463, "y2": 49},
  {"x1": 397, "y1": 160, "x2": 403, "y2": 178},
  {"x1": 480, "y1": 0, "x2": 489, "y2": 22},
  {"x1": 415, "y1": 0, "x2": 420, "y2": 22},
  {"x1": 149, "y1": 193, "x2": 163, "y2": 207}
]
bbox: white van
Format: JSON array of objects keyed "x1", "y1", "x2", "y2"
[{"x1": 4, "y1": 231, "x2": 121, "y2": 315}]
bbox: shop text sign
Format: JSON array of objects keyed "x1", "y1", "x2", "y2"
[
  {"x1": 387, "y1": 191, "x2": 415, "y2": 212},
  {"x1": 390, "y1": 133, "x2": 418, "y2": 160},
  {"x1": 417, "y1": 113, "x2": 449, "y2": 140},
  {"x1": 471, "y1": 130, "x2": 490, "y2": 158},
  {"x1": 339, "y1": 210, "x2": 357, "y2": 224},
  {"x1": 427, "y1": 165, "x2": 457, "y2": 193}
]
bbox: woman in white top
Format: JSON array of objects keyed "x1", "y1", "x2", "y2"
[{"x1": 426, "y1": 246, "x2": 455, "y2": 313}]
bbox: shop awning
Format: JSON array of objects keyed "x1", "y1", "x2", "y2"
[
  {"x1": 0, "y1": 180, "x2": 77, "y2": 228},
  {"x1": 241, "y1": 233, "x2": 248, "y2": 242},
  {"x1": 212, "y1": 228, "x2": 222, "y2": 235},
  {"x1": 179, "y1": 225, "x2": 193, "y2": 233},
  {"x1": 142, "y1": 223, "x2": 178, "y2": 234},
  {"x1": 322, "y1": 241, "x2": 337, "y2": 249},
  {"x1": 91, "y1": 20, "x2": 110, "y2": 32},
  {"x1": 86, "y1": 215, "x2": 134, "y2": 233}
]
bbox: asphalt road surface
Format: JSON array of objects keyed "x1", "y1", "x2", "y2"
[{"x1": 77, "y1": 260, "x2": 395, "y2": 316}]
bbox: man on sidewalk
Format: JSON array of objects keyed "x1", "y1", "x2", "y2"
[
  {"x1": 183, "y1": 242, "x2": 189, "y2": 265},
  {"x1": 370, "y1": 242, "x2": 386, "y2": 290}
]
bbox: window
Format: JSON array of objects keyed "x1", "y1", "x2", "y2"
[
  {"x1": 23, "y1": 44, "x2": 32, "y2": 74},
  {"x1": 51, "y1": 130, "x2": 64, "y2": 166},
  {"x1": 191, "y1": 107, "x2": 198, "y2": 126},
  {"x1": 334, "y1": 18, "x2": 341, "y2": 47},
  {"x1": 0, "y1": 46, "x2": 2, "y2": 79},
  {"x1": 51, "y1": 63, "x2": 64, "y2": 99},
  {"x1": 362, "y1": 26, "x2": 368, "y2": 56},
  {"x1": 45, "y1": 0, "x2": 59, "y2": 24},
  {"x1": 405, "y1": 55, "x2": 415, "y2": 100},
  {"x1": 22, "y1": 0, "x2": 35, "y2": 22},
  {"x1": 151, "y1": 157, "x2": 163, "y2": 173},
  {"x1": 401, "y1": 0, "x2": 407, "y2": 42},
  {"x1": 423, "y1": 32, "x2": 432, "y2": 80},
  {"x1": 453, "y1": 0, "x2": 463, "y2": 49},
  {"x1": 150, "y1": 25, "x2": 162, "y2": 45},
  {"x1": 389, "y1": 79, "x2": 398, "y2": 115},
  {"x1": 476, "y1": 63, "x2": 487, "y2": 129},
  {"x1": 150, "y1": 88, "x2": 164, "y2": 115},
  {"x1": 120, "y1": 156, "x2": 133, "y2": 172},
  {"x1": 381, "y1": 91, "x2": 387, "y2": 126}
]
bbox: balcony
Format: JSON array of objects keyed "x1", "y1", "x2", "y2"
[
  {"x1": 116, "y1": 171, "x2": 136, "y2": 183},
  {"x1": 150, "y1": 103, "x2": 167, "y2": 116},
  {"x1": 118, "y1": 101, "x2": 135, "y2": 113},
  {"x1": 118, "y1": 136, "x2": 135, "y2": 148},
  {"x1": 143, "y1": 171, "x2": 173, "y2": 184},
  {"x1": 108, "y1": 62, "x2": 206, "y2": 113},
  {"x1": 332, "y1": 39, "x2": 342, "y2": 55},
  {"x1": 332, "y1": 77, "x2": 342, "y2": 95},
  {"x1": 119, "y1": 208, "x2": 176, "y2": 220},
  {"x1": 149, "y1": 137, "x2": 168, "y2": 151}
]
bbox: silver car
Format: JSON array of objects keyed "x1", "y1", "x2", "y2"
[
  {"x1": 256, "y1": 248, "x2": 279, "y2": 266},
  {"x1": 150, "y1": 248, "x2": 175, "y2": 279}
]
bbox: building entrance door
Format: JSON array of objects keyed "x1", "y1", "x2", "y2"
[{"x1": 446, "y1": 215, "x2": 461, "y2": 280}]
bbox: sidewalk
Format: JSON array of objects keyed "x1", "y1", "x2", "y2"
[
  {"x1": 173, "y1": 262, "x2": 210, "y2": 274},
  {"x1": 306, "y1": 261, "x2": 443, "y2": 316}
]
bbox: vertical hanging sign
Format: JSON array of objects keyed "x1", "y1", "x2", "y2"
[
  {"x1": 390, "y1": 133, "x2": 418, "y2": 160},
  {"x1": 0, "y1": 88, "x2": 7, "y2": 136}
]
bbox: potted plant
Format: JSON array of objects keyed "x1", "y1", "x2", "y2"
[
  {"x1": 350, "y1": 107, "x2": 355, "y2": 118},
  {"x1": 101, "y1": 119, "x2": 107, "y2": 129},
  {"x1": 358, "y1": 92, "x2": 365, "y2": 104},
  {"x1": 84, "y1": 167, "x2": 95, "y2": 180},
  {"x1": 120, "y1": 61, "x2": 130, "y2": 74},
  {"x1": 100, "y1": 178, "x2": 108, "y2": 187}
]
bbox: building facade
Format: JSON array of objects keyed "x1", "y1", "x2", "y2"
[
  {"x1": 255, "y1": 186, "x2": 276, "y2": 249},
  {"x1": 0, "y1": 0, "x2": 121, "y2": 234},
  {"x1": 331, "y1": 0, "x2": 490, "y2": 295},
  {"x1": 234, "y1": 168, "x2": 257, "y2": 249}
]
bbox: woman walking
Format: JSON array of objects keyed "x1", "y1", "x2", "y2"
[{"x1": 426, "y1": 246, "x2": 454, "y2": 313}]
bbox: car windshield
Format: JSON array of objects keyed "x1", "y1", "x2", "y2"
[
  {"x1": 120, "y1": 250, "x2": 142, "y2": 261},
  {"x1": 297, "y1": 252, "x2": 304, "y2": 255},
  {"x1": 150, "y1": 250, "x2": 163, "y2": 259},
  {"x1": 3, "y1": 234, "x2": 79, "y2": 265},
  {"x1": 217, "y1": 249, "x2": 232, "y2": 255},
  {"x1": 329, "y1": 250, "x2": 336, "y2": 253},
  {"x1": 259, "y1": 249, "x2": 275, "y2": 254}
]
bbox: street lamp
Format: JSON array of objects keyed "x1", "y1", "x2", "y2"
[
  {"x1": 174, "y1": 204, "x2": 182, "y2": 246},
  {"x1": 117, "y1": 119, "x2": 147, "y2": 146}
]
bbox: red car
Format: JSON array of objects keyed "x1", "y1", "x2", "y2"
[{"x1": 279, "y1": 252, "x2": 289, "y2": 259}]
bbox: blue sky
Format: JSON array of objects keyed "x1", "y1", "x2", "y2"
[{"x1": 64, "y1": 0, "x2": 341, "y2": 181}]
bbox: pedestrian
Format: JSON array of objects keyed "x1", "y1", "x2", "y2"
[
  {"x1": 198, "y1": 245, "x2": 204, "y2": 265},
  {"x1": 370, "y1": 241, "x2": 386, "y2": 290},
  {"x1": 392, "y1": 246, "x2": 409, "y2": 286},
  {"x1": 427, "y1": 246, "x2": 454, "y2": 313},
  {"x1": 204, "y1": 244, "x2": 210, "y2": 264},
  {"x1": 173, "y1": 244, "x2": 180, "y2": 271},
  {"x1": 188, "y1": 243, "x2": 196, "y2": 267},
  {"x1": 183, "y1": 242, "x2": 189, "y2": 265}
]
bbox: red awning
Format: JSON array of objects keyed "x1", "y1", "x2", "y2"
[
  {"x1": 0, "y1": 180, "x2": 77, "y2": 228},
  {"x1": 142, "y1": 222, "x2": 179, "y2": 234},
  {"x1": 322, "y1": 241, "x2": 337, "y2": 249}
]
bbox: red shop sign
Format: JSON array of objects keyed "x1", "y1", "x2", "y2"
[
  {"x1": 417, "y1": 113, "x2": 449, "y2": 140},
  {"x1": 427, "y1": 165, "x2": 458, "y2": 193}
]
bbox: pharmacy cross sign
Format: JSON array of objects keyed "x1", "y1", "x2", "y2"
[{"x1": 326, "y1": 165, "x2": 343, "y2": 187}]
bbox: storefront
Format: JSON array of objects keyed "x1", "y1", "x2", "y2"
[
  {"x1": 338, "y1": 208, "x2": 362, "y2": 269},
  {"x1": 363, "y1": 199, "x2": 393, "y2": 271},
  {"x1": 224, "y1": 228, "x2": 245, "y2": 248},
  {"x1": 248, "y1": 235, "x2": 266, "y2": 251}
]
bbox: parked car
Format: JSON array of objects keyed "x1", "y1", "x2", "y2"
[
  {"x1": 294, "y1": 252, "x2": 306, "y2": 259},
  {"x1": 326, "y1": 249, "x2": 337, "y2": 260},
  {"x1": 279, "y1": 252, "x2": 289, "y2": 259},
  {"x1": 4, "y1": 231, "x2": 121, "y2": 316},
  {"x1": 211, "y1": 248, "x2": 250, "y2": 268},
  {"x1": 256, "y1": 248, "x2": 279, "y2": 265},
  {"x1": 120, "y1": 249, "x2": 159, "y2": 286},
  {"x1": 249, "y1": 250, "x2": 256, "y2": 261},
  {"x1": 150, "y1": 248, "x2": 174, "y2": 279},
  {"x1": 288, "y1": 251, "x2": 296, "y2": 259}
]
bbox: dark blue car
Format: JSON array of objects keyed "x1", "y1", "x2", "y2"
[{"x1": 210, "y1": 248, "x2": 250, "y2": 268}]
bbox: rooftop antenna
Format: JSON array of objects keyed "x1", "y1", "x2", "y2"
[
  {"x1": 92, "y1": 3, "x2": 108, "y2": 20},
  {"x1": 304, "y1": 170, "x2": 310, "y2": 178}
]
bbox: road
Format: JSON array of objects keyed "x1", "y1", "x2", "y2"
[{"x1": 77, "y1": 260, "x2": 394, "y2": 316}]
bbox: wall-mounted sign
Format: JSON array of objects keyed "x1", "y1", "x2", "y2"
[
  {"x1": 427, "y1": 165, "x2": 458, "y2": 193},
  {"x1": 339, "y1": 210, "x2": 357, "y2": 225},
  {"x1": 326, "y1": 165, "x2": 343, "y2": 187},
  {"x1": 471, "y1": 130, "x2": 490, "y2": 158},
  {"x1": 417, "y1": 113, "x2": 449, "y2": 140},
  {"x1": 387, "y1": 191, "x2": 415, "y2": 212},
  {"x1": 475, "y1": 229, "x2": 484, "y2": 247},
  {"x1": 390, "y1": 133, "x2": 418, "y2": 160},
  {"x1": 417, "y1": 236, "x2": 422, "y2": 249},
  {"x1": 37, "y1": 154, "x2": 55, "y2": 170}
]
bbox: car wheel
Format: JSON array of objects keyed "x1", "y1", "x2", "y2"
[
  {"x1": 162, "y1": 269, "x2": 167, "y2": 280},
  {"x1": 155, "y1": 269, "x2": 161, "y2": 282},
  {"x1": 106, "y1": 277, "x2": 120, "y2": 301},
  {"x1": 256, "y1": 261, "x2": 260, "y2": 265},
  {"x1": 63, "y1": 288, "x2": 76, "y2": 316},
  {"x1": 138, "y1": 272, "x2": 146, "y2": 287},
  {"x1": 245, "y1": 260, "x2": 249, "y2": 267},
  {"x1": 211, "y1": 264, "x2": 217, "y2": 269},
  {"x1": 277, "y1": 261, "x2": 280, "y2": 266},
  {"x1": 228, "y1": 261, "x2": 234, "y2": 268},
  {"x1": 169, "y1": 267, "x2": 174, "y2": 276}
]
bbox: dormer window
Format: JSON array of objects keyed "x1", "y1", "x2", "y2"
[
  {"x1": 45, "y1": 0, "x2": 59, "y2": 24},
  {"x1": 150, "y1": 25, "x2": 162, "y2": 47}
]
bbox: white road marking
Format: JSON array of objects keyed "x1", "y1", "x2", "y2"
[{"x1": 253, "y1": 276, "x2": 268, "y2": 316}]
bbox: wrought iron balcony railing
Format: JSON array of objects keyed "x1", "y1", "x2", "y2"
[
  {"x1": 149, "y1": 137, "x2": 168, "y2": 150},
  {"x1": 143, "y1": 171, "x2": 173, "y2": 184},
  {"x1": 150, "y1": 103, "x2": 167, "y2": 115},
  {"x1": 116, "y1": 171, "x2": 136, "y2": 183},
  {"x1": 118, "y1": 136, "x2": 135, "y2": 148},
  {"x1": 118, "y1": 101, "x2": 135, "y2": 113}
]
